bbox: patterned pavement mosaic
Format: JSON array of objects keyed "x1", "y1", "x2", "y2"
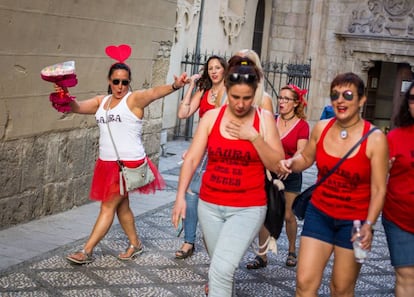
[{"x1": 0, "y1": 164, "x2": 396, "y2": 296}]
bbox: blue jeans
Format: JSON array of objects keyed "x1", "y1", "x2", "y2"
[
  {"x1": 382, "y1": 216, "x2": 414, "y2": 267},
  {"x1": 184, "y1": 191, "x2": 199, "y2": 244},
  {"x1": 302, "y1": 202, "x2": 355, "y2": 249},
  {"x1": 198, "y1": 199, "x2": 267, "y2": 297}
]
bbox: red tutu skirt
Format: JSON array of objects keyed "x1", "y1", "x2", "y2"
[{"x1": 90, "y1": 157, "x2": 166, "y2": 202}]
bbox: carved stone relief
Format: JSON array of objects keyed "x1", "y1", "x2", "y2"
[
  {"x1": 157, "y1": 40, "x2": 173, "y2": 59},
  {"x1": 220, "y1": 0, "x2": 246, "y2": 44},
  {"x1": 174, "y1": 0, "x2": 202, "y2": 42},
  {"x1": 348, "y1": 0, "x2": 414, "y2": 37}
]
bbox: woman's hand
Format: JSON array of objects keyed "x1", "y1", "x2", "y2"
[
  {"x1": 190, "y1": 74, "x2": 200, "y2": 84},
  {"x1": 171, "y1": 196, "x2": 186, "y2": 228},
  {"x1": 351, "y1": 223, "x2": 373, "y2": 251},
  {"x1": 388, "y1": 157, "x2": 395, "y2": 171},
  {"x1": 225, "y1": 120, "x2": 258, "y2": 141},
  {"x1": 277, "y1": 172, "x2": 290, "y2": 180},
  {"x1": 278, "y1": 159, "x2": 293, "y2": 175},
  {"x1": 173, "y1": 73, "x2": 190, "y2": 89}
]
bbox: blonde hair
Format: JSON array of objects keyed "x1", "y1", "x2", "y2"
[
  {"x1": 235, "y1": 49, "x2": 266, "y2": 107},
  {"x1": 280, "y1": 85, "x2": 307, "y2": 120}
]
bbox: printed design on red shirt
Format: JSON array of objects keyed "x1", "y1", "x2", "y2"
[{"x1": 207, "y1": 147, "x2": 253, "y2": 187}]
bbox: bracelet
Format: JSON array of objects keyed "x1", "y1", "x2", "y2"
[
  {"x1": 180, "y1": 101, "x2": 190, "y2": 106},
  {"x1": 250, "y1": 134, "x2": 260, "y2": 143},
  {"x1": 172, "y1": 83, "x2": 180, "y2": 91},
  {"x1": 365, "y1": 220, "x2": 374, "y2": 229}
]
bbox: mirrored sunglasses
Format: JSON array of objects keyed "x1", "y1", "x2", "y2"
[
  {"x1": 330, "y1": 90, "x2": 354, "y2": 101},
  {"x1": 112, "y1": 79, "x2": 130, "y2": 86},
  {"x1": 228, "y1": 73, "x2": 256, "y2": 83}
]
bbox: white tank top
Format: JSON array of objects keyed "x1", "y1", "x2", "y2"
[{"x1": 95, "y1": 92, "x2": 146, "y2": 161}]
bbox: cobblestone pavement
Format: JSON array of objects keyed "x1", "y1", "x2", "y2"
[{"x1": 0, "y1": 140, "x2": 395, "y2": 296}]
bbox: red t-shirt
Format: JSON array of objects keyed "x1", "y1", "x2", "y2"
[
  {"x1": 311, "y1": 118, "x2": 372, "y2": 220},
  {"x1": 277, "y1": 117, "x2": 310, "y2": 159},
  {"x1": 200, "y1": 106, "x2": 267, "y2": 207},
  {"x1": 199, "y1": 90, "x2": 215, "y2": 118},
  {"x1": 383, "y1": 125, "x2": 414, "y2": 233}
]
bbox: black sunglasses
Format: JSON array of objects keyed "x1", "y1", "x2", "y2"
[
  {"x1": 112, "y1": 79, "x2": 130, "y2": 86},
  {"x1": 330, "y1": 90, "x2": 354, "y2": 101},
  {"x1": 409, "y1": 94, "x2": 414, "y2": 102},
  {"x1": 228, "y1": 73, "x2": 256, "y2": 83}
]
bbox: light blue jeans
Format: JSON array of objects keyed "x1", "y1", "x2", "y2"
[
  {"x1": 198, "y1": 199, "x2": 267, "y2": 297},
  {"x1": 183, "y1": 155, "x2": 206, "y2": 244},
  {"x1": 183, "y1": 191, "x2": 198, "y2": 244}
]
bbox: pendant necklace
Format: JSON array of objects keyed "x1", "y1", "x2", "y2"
[
  {"x1": 338, "y1": 117, "x2": 361, "y2": 139},
  {"x1": 211, "y1": 90, "x2": 217, "y2": 102},
  {"x1": 210, "y1": 85, "x2": 223, "y2": 103},
  {"x1": 281, "y1": 113, "x2": 295, "y2": 126},
  {"x1": 211, "y1": 87, "x2": 219, "y2": 103}
]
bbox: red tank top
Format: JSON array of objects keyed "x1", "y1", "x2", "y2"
[
  {"x1": 199, "y1": 90, "x2": 215, "y2": 118},
  {"x1": 311, "y1": 118, "x2": 371, "y2": 220},
  {"x1": 383, "y1": 126, "x2": 414, "y2": 233},
  {"x1": 199, "y1": 106, "x2": 267, "y2": 207}
]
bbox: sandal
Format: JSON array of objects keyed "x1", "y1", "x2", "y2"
[
  {"x1": 175, "y1": 242, "x2": 195, "y2": 259},
  {"x1": 286, "y1": 252, "x2": 297, "y2": 267},
  {"x1": 118, "y1": 244, "x2": 143, "y2": 260},
  {"x1": 66, "y1": 249, "x2": 93, "y2": 265},
  {"x1": 246, "y1": 255, "x2": 267, "y2": 269}
]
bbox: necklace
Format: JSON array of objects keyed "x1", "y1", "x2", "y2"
[
  {"x1": 337, "y1": 117, "x2": 361, "y2": 139},
  {"x1": 210, "y1": 85, "x2": 222, "y2": 103},
  {"x1": 281, "y1": 113, "x2": 295, "y2": 126}
]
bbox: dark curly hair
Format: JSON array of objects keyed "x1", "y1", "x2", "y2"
[
  {"x1": 196, "y1": 55, "x2": 228, "y2": 91},
  {"x1": 394, "y1": 80, "x2": 414, "y2": 127}
]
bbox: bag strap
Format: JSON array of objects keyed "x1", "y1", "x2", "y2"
[
  {"x1": 104, "y1": 96, "x2": 123, "y2": 168},
  {"x1": 105, "y1": 96, "x2": 128, "y2": 195},
  {"x1": 256, "y1": 108, "x2": 272, "y2": 179},
  {"x1": 315, "y1": 126, "x2": 379, "y2": 187},
  {"x1": 196, "y1": 152, "x2": 208, "y2": 176}
]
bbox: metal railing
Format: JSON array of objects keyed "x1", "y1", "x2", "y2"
[{"x1": 174, "y1": 50, "x2": 312, "y2": 139}]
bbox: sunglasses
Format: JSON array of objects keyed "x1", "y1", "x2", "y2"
[
  {"x1": 277, "y1": 96, "x2": 295, "y2": 102},
  {"x1": 228, "y1": 73, "x2": 257, "y2": 83},
  {"x1": 330, "y1": 90, "x2": 354, "y2": 101},
  {"x1": 112, "y1": 79, "x2": 130, "y2": 86},
  {"x1": 409, "y1": 94, "x2": 414, "y2": 103}
]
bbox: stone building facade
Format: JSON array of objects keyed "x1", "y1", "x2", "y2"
[
  {"x1": 1, "y1": 0, "x2": 413, "y2": 228},
  {"x1": 0, "y1": 1, "x2": 178, "y2": 228},
  {"x1": 164, "y1": 0, "x2": 414, "y2": 135}
]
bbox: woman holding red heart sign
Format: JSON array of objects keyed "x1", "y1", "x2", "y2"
[{"x1": 57, "y1": 44, "x2": 189, "y2": 264}]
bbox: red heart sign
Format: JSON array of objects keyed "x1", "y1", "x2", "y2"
[{"x1": 105, "y1": 44, "x2": 132, "y2": 63}]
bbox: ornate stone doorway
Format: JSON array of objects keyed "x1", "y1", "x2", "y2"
[{"x1": 364, "y1": 61, "x2": 413, "y2": 132}]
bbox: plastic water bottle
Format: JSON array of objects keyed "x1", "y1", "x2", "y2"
[{"x1": 352, "y1": 220, "x2": 367, "y2": 263}]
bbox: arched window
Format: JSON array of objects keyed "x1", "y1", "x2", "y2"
[{"x1": 252, "y1": 0, "x2": 265, "y2": 57}]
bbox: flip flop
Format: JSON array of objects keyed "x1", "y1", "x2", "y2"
[
  {"x1": 66, "y1": 249, "x2": 93, "y2": 265},
  {"x1": 118, "y1": 244, "x2": 143, "y2": 260}
]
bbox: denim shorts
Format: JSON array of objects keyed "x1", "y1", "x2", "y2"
[
  {"x1": 301, "y1": 202, "x2": 355, "y2": 249},
  {"x1": 382, "y1": 216, "x2": 414, "y2": 268},
  {"x1": 283, "y1": 172, "x2": 302, "y2": 193}
]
